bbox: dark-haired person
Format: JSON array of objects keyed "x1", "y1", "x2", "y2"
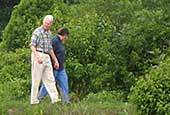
[
  {"x1": 39, "y1": 27, "x2": 70, "y2": 104},
  {"x1": 30, "y1": 15, "x2": 60, "y2": 104}
]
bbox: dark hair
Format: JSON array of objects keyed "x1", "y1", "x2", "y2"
[{"x1": 57, "y1": 27, "x2": 69, "y2": 36}]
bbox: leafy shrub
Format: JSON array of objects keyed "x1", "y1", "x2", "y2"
[
  {"x1": 2, "y1": 0, "x2": 56, "y2": 51},
  {"x1": 0, "y1": 78, "x2": 30, "y2": 101},
  {"x1": 0, "y1": 48, "x2": 30, "y2": 82},
  {"x1": 1, "y1": 0, "x2": 170, "y2": 100},
  {"x1": 82, "y1": 90, "x2": 124, "y2": 104},
  {"x1": 63, "y1": 0, "x2": 170, "y2": 95},
  {"x1": 129, "y1": 58, "x2": 170, "y2": 115}
]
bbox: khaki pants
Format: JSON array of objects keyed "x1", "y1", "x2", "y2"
[{"x1": 31, "y1": 52, "x2": 59, "y2": 104}]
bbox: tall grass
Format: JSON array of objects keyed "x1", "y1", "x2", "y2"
[
  {"x1": 1, "y1": 99, "x2": 139, "y2": 115},
  {"x1": 0, "y1": 91, "x2": 140, "y2": 115}
]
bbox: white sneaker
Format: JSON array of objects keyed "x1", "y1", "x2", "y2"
[
  {"x1": 31, "y1": 100, "x2": 40, "y2": 105},
  {"x1": 52, "y1": 98, "x2": 61, "y2": 104}
]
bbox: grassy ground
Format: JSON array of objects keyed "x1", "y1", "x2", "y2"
[{"x1": 0, "y1": 97, "x2": 140, "y2": 115}]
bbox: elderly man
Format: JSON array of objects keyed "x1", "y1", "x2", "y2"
[{"x1": 30, "y1": 15, "x2": 60, "y2": 104}]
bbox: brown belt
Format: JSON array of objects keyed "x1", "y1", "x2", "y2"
[{"x1": 36, "y1": 50, "x2": 49, "y2": 54}]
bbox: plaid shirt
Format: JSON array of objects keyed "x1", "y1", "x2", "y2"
[{"x1": 30, "y1": 26, "x2": 52, "y2": 53}]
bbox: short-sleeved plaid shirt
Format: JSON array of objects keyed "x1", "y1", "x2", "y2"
[{"x1": 30, "y1": 26, "x2": 52, "y2": 53}]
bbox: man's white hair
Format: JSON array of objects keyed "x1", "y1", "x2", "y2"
[{"x1": 43, "y1": 15, "x2": 53, "y2": 22}]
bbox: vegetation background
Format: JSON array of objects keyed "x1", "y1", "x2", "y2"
[{"x1": 0, "y1": 0, "x2": 170, "y2": 114}]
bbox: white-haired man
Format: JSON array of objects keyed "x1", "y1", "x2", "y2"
[{"x1": 30, "y1": 15, "x2": 60, "y2": 104}]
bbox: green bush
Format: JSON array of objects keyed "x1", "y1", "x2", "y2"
[
  {"x1": 82, "y1": 90, "x2": 124, "y2": 104},
  {"x1": 2, "y1": 0, "x2": 56, "y2": 51},
  {"x1": 129, "y1": 58, "x2": 170, "y2": 115},
  {"x1": 0, "y1": 48, "x2": 30, "y2": 82},
  {"x1": 1, "y1": 0, "x2": 170, "y2": 100},
  {"x1": 0, "y1": 78, "x2": 30, "y2": 101}
]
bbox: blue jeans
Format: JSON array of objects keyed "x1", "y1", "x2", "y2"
[{"x1": 39, "y1": 68, "x2": 70, "y2": 103}]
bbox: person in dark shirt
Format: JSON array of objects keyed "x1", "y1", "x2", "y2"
[{"x1": 38, "y1": 27, "x2": 70, "y2": 104}]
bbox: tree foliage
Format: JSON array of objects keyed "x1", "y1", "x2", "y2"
[
  {"x1": 129, "y1": 58, "x2": 170, "y2": 115},
  {"x1": 0, "y1": 0, "x2": 20, "y2": 40},
  {"x1": 0, "y1": 0, "x2": 170, "y2": 104},
  {"x1": 1, "y1": 0, "x2": 56, "y2": 50}
]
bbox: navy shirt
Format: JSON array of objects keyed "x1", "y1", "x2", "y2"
[{"x1": 51, "y1": 35, "x2": 65, "y2": 70}]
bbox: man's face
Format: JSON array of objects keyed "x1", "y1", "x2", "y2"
[
  {"x1": 43, "y1": 19, "x2": 52, "y2": 30},
  {"x1": 61, "y1": 35, "x2": 68, "y2": 41}
]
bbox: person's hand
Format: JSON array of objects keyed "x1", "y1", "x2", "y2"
[
  {"x1": 54, "y1": 61, "x2": 59, "y2": 69},
  {"x1": 36, "y1": 56, "x2": 43, "y2": 64}
]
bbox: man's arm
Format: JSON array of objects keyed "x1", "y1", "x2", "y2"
[{"x1": 50, "y1": 49, "x2": 59, "y2": 69}]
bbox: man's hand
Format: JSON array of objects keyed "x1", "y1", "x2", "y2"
[
  {"x1": 50, "y1": 49, "x2": 59, "y2": 69},
  {"x1": 36, "y1": 55, "x2": 43, "y2": 64},
  {"x1": 54, "y1": 61, "x2": 59, "y2": 69},
  {"x1": 30, "y1": 46, "x2": 43, "y2": 64}
]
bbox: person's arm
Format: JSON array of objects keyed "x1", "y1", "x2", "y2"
[
  {"x1": 50, "y1": 48, "x2": 59, "y2": 69},
  {"x1": 30, "y1": 29, "x2": 43, "y2": 64}
]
